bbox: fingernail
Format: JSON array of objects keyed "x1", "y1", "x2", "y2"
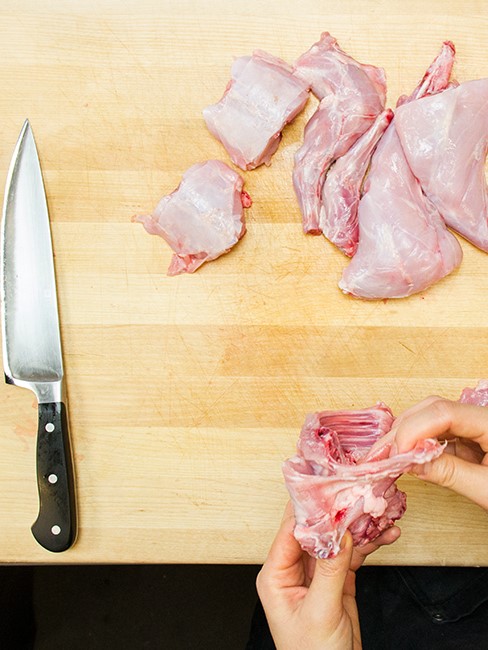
[
  {"x1": 391, "y1": 527, "x2": 401, "y2": 540},
  {"x1": 339, "y1": 531, "x2": 352, "y2": 553}
]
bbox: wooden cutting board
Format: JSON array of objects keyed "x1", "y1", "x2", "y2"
[{"x1": 1, "y1": 0, "x2": 487, "y2": 564}]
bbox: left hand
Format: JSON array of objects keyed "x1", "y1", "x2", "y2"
[{"x1": 256, "y1": 502, "x2": 400, "y2": 650}]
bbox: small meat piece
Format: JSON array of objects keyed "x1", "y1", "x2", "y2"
[
  {"x1": 203, "y1": 51, "x2": 309, "y2": 171},
  {"x1": 320, "y1": 109, "x2": 393, "y2": 256},
  {"x1": 293, "y1": 94, "x2": 382, "y2": 235},
  {"x1": 395, "y1": 79, "x2": 488, "y2": 252},
  {"x1": 339, "y1": 43, "x2": 462, "y2": 299},
  {"x1": 396, "y1": 40, "x2": 456, "y2": 105},
  {"x1": 294, "y1": 32, "x2": 386, "y2": 105},
  {"x1": 456, "y1": 381, "x2": 488, "y2": 463},
  {"x1": 293, "y1": 34, "x2": 386, "y2": 234},
  {"x1": 459, "y1": 380, "x2": 488, "y2": 407},
  {"x1": 133, "y1": 160, "x2": 251, "y2": 276},
  {"x1": 283, "y1": 404, "x2": 444, "y2": 559},
  {"x1": 338, "y1": 124, "x2": 462, "y2": 298}
]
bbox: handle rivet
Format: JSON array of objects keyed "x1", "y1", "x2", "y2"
[
  {"x1": 48, "y1": 474, "x2": 58, "y2": 484},
  {"x1": 51, "y1": 525, "x2": 61, "y2": 536},
  {"x1": 45, "y1": 423, "x2": 55, "y2": 433}
]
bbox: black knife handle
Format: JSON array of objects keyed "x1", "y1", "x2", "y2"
[{"x1": 31, "y1": 402, "x2": 77, "y2": 552}]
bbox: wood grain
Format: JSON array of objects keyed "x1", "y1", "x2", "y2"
[{"x1": 1, "y1": 0, "x2": 488, "y2": 564}]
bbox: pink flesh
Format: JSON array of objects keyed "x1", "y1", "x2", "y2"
[
  {"x1": 339, "y1": 42, "x2": 462, "y2": 298},
  {"x1": 283, "y1": 404, "x2": 444, "y2": 559},
  {"x1": 338, "y1": 123, "x2": 462, "y2": 298},
  {"x1": 459, "y1": 380, "x2": 488, "y2": 407},
  {"x1": 293, "y1": 94, "x2": 381, "y2": 234},
  {"x1": 286, "y1": 378, "x2": 488, "y2": 560},
  {"x1": 294, "y1": 32, "x2": 386, "y2": 105},
  {"x1": 395, "y1": 78, "x2": 488, "y2": 252},
  {"x1": 319, "y1": 40, "x2": 454, "y2": 257},
  {"x1": 397, "y1": 40, "x2": 456, "y2": 105},
  {"x1": 203, "y1": 51, "x2": 309, "y2": 171},
  {"x1": 320, "y1": 108, "x2": 393, "y2": 256},
  {"x1": 293, "y1": 34, "x2": 386, "y2": 235},
  {"x1": 133, "y1": 160, "x2": 250, "y2": 275}
]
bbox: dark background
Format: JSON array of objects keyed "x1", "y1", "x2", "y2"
[
  {"x1": 3, "y1": 564, "x2": 488, "y2": 649},
  {"x1": 1, "y1": 564, "x2": 260, "y2": 649}
]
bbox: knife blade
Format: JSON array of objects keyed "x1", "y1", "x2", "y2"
[{"x1": 1, "y1": 120, "x2": 77, "y2": 552}]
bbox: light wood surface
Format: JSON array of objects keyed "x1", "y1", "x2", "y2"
[{"x1": 1, "y1": 0, "x2": 488, "y2": 564}]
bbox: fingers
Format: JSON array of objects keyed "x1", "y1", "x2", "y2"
[
  {"x1": 411, "y1": 453, "x2": 488, "y2": 510},
  {"x1": 351, "y1": 526, "x2": 401, "y2": 571},
  {"x1": 368, "y1": 396, "x2": 458, "y2": 459},
  {"x1": 257, "y1": 501, "x2": 306, "y2": 599},
  {"x1": 394, "y1": 400, "x2": 488, "y2": 454},
  {"x1": 365, "y1": 428, "x2": 396, "y2": 459},
  {"x1": 355, "y1": 526, "x2": 401, "y2": 556},
  {"x1": 392, "y1": 395, "x2": 443, "y2": 427},
  {"x1": 453, "y1": 439, "x2": 485, "y2": 464},
  {"x1": 375, "y1": 525, "x2": 402, "y2": 546},
  {"x1": 263, "y1": 502, "x2": 302, "y2": 573},
  {"x1": 305, "y1": 531, "x2": 354, "y2": 621}
]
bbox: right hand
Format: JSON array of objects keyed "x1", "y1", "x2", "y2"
[
  {"x1": 256, "y1": 502, "x2": 400, "y2": 650},
  {"x1": 392, "y1": 397, "x2": 488, "y2": 509}
]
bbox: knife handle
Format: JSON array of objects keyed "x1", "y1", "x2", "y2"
[{"x1": 31, "y1": 402, "x2": 77, "y2": 552}]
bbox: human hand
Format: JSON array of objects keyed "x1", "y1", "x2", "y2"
[
  {"x1": 392, "y1": 397, "x2": 488, "y2": 509},
  {"x1": 256, "y1": 502, "x2": 400, "y2": 650}
]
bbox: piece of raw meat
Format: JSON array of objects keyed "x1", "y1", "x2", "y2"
[
  {"x1": 459, "y1": 380, "x2": 488, "y2": 407},
  {"x1": 293, "y1": 35, "x2": 387, "y2": 235},
  {"x1": 293, "y1": 94, "x2": 383, "y2": 235},
  {"x1": 282, "y1": 404, "x2": 444, "y2": 559},
  {"x1": 455, "y1": 381, "x2": 488, "y2": 463},
  {"x1": 320, "y1": 108, "x2": 393, "y2": 256},
  {"x1": 203, "y1": 51, "x2": 309, "y2": 171},
  {"x1": 395, "y1": 79, "x2": 488, "y2": 252},
  {"x1": 319, "y1": 41, "x2": 455, "y2": 257},
  {"x1": 339, "y1": 43, "x2": 462, "y2": 298},
  {"x1": 396, "y1": 40, "x2": 456, "y2": 105},
  {"x1": 338, "y1": 124, "x2": 463, "y2": 298},
  {"x1": 133, "y1": 160, "x2": 251, "y2": 276},
  {"x1": 294, "y1": 32, "x2": 386, "y2": 105}
]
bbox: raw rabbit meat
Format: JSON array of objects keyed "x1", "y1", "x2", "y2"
[
  {"x1": 338, "y1": 124, "x2": 462, "y2": 298},
  {"x1": 320, "y1": 108, "x2": 393, "y2": 256},
  {"x1": 395, "y1": 79, "x2": 488, "y2": 252},
  {"x1": 339, "y1": 42, "x2": 462, "y2": 299},
  {"x1": 133, "y1": 160, "x2": 251, "y2": 276},
  {"x1": 203, "y1": 51, "x2": 309, "y2": 170},
  {"x1": 294, "y1": 32, "x2": 386, "y2": 105},
  {"x1": 459, "y1": 380, "x2": 488, "y2": 407},
  {"x1": 396, "y1": 40, "x2": 456, "y2": 105},
  {"x1": 320, "y1": 40, "x2": 455, "y2": 258},
  {"x1": 293, "y1": 94, "x2": 382, "y2": 234},
  {"x1": 293, "y1": 34, "x2": 387, "y2": 235},
  {"x1": 283, "y1": 404, "x2": 444, "y2": 559}
]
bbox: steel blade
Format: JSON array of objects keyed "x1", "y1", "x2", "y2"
[{"x1": 1, "y1": 120, "x2": 63, "y2": 388}]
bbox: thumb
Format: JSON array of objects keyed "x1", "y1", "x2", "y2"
[
  {"x1": 411, "y1": 454, "x2": 488, "y2": 510},
  {"x1": 306, "y1": 531, "x2": 353, "y2": 618}
]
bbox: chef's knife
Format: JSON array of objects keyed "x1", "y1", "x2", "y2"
[{"x1": 1, "y1": 120, "x2": 77, "y2": 552}]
